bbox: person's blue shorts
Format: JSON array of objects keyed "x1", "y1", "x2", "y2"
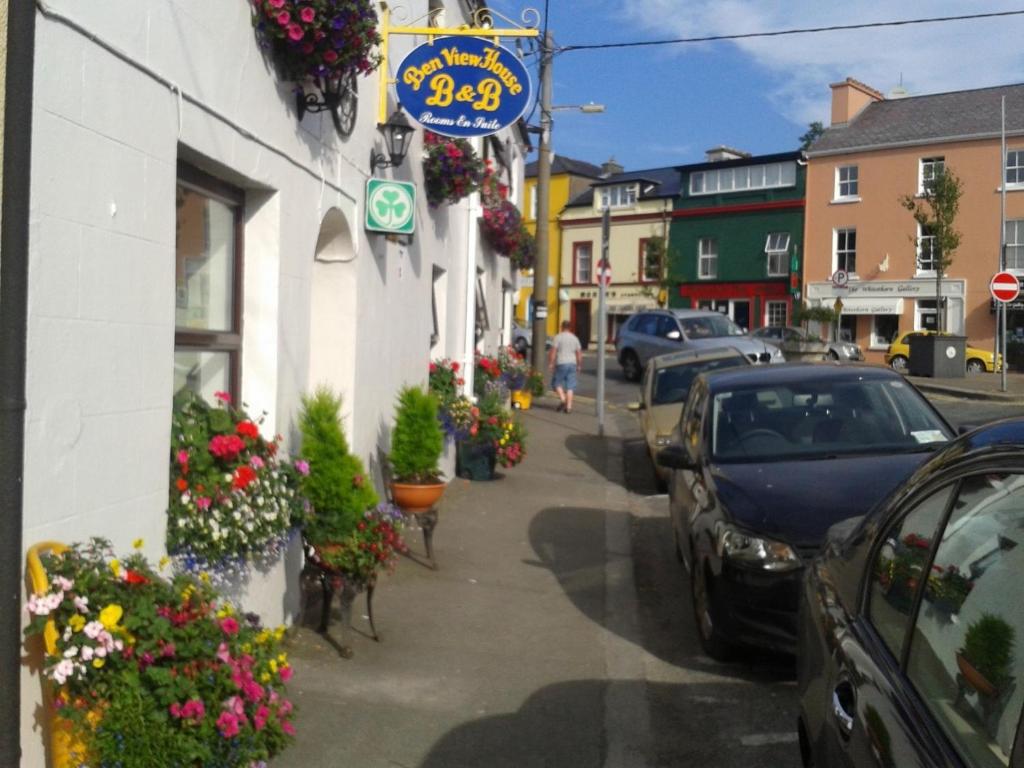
[{"x1": 551, "y1": 363, "x2": 577, "y2": 391}]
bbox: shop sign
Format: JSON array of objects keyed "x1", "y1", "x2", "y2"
[
  {"x1": 396, "y1": 36, "x2": 531, "y2": 138},
  {"x1": 837, "y1": 297, "x2": 904, "y2": 315},
  {"x1": 365, "y1": 179, "x2": 415, "y2": 234},
  {"x1": 806, "y1": 279, "x2": 965, "y2": 301}
]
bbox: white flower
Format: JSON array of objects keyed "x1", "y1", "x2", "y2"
[
  {"x1": 52, "y1": 659, "x2": 74, "y2": 685},
  {"x1": 81, "y1": 645, "x2": 94, "y2": 661},
  {"x1": 180, "y1": 493, "x2": 190, "y2": 504},
  {"x1": 83, "y1": 621, "x2": 103, "y2": 639},
  {"x1": 54, "y1": 576, "x2": 73, "y2": 592},
  {"x1": 74, "y1": 595, "x2": 89, "y2": 613},
  {"x1": 63, "y1": 646, "x2": 78, "y2": 658}
]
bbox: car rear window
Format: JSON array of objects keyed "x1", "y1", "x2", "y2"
[{"x1": 652, "y1": 356, "x2": 747, "y2": 405}]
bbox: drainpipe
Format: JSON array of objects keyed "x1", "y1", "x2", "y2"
[
  {"x1": 0, "y1": 0, "x2": 36, "y2": 762},
  {"x1": 462, "y1": 142, "x2": 481, "y2": 398}
]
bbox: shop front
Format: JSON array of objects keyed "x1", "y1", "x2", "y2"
[
  {"x1": 807, "y1": 278, "x2": 967, "y2": 364},
  {"x1": 677, "y1": 280, "x2": 792, "y2": 332},
  {"x1": 563, "y1": 285, "x2": 657, "y2": 346}
]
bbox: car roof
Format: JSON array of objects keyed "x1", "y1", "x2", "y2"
[
  {"x1": 649, "y1": 346, "x2": 750, "y2": 370},
  {"x1": 699, "y1": 362, "x2": 898, "y2": 391}
]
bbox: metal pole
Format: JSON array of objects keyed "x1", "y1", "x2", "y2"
[
  {"x1": 463, "y1": 139, "x2": 482, "y2": 400},
  {"x1": 1001, "y1": 96, "x2": 1008, "y2": 391},
  {"x1": 530, "y1": 31, "x2": 554, "y2": 379},
  {"x1": 597, "y1": 207, "x2": 609, "y2": 436}
]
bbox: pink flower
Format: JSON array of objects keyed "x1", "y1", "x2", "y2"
[
  {"x1": 169, "y1": 702, "x2": 182, "y2": 718},
  {"x1": 294, "y1": 460, "x2": 310, "y2": 476},
  {"x1": 323, "y1": 49, "x2": 339, "y2": 64},
  {"x1": 220, "y1": 617, "x2": 240, "y2": 636},
  {"x1": 214, "y1": 391, "x2": 231, "y2": 404},
  {"x1": 268, "y1": 0, "x2": 285, "y2": 7},
  {"x1": 254, "y1": 704, "x2": 270, "y2": 731},
  {"x1": 300, "y1": 6, "x2": 315, "y2": 23},
  {"x1": 176, "y1": 449, "x2": 189, "y2": 466},
  {"x1": 276, "y1": 10, "x2": 290, "y2": 26},
  {"x1": 217, "y1": 711, "x2": 240, "y2": 739},
  {"x1": 281, "y1": 720, "x2": 297, "y2": 737},
  {"x1": 250, "y1": 455, "x2": 265, "y2": 469},
  {"x1": 279, "y1": 664, "x2": 293, "y2": 682},
  {"x1": 208, "y1": 434, "x2": 245, "y2": 460},
  {"x1": 196, "y1": 496, "x2": 211, "y2": 510},
  {"x1": 181, "y1": 699, "x2": 205, "y2": 721},
  {"x1": 287, "y1": 22, "x2": 304, "y2": 41},
  {"x1": 216, "y1": 641, "x2": 232, "y2": 665}
]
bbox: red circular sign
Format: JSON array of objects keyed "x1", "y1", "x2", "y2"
[
  {"x1": 990, "y1": 271, "x2": 1021, "y2": 302},
  {"x1": 596, "y1": 261, "x2": 612, "y2": 287}
]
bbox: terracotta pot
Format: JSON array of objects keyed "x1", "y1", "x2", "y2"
[
  {"x1": 390, "y1": 481, "x2": 447, "y2": 513},
  {"x1": 510, "y1": 389, "x2": 532, "y2": 410},
  {"x1": 956, "y1": 651, "x2": 999, "y2": 697}
]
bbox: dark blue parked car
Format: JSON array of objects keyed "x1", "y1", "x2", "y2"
[
  {"x1": 656, "y1": 363, "x2": 955, "y2": 659},
  {"x1": 797, "y1": 418, "x2": 1024, "y2": 767}
]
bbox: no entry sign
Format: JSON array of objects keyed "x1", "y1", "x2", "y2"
[
  {"x1": 990, "y1": 271, "x2": 1021, "y2": 303},
  {"x1": 596, "y1": 260, "x2": 612, "y2": 287}
]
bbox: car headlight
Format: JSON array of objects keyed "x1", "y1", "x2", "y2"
[
  {"x1": 715, "y1": 524, "x2": 801, "y2": 572},
  {"x1": 655, "y1": 435, "x2": 673, "y2": 447}
]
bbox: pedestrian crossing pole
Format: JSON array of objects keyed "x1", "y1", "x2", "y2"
[{"x1": 597, "y1": 206, "x2": 610, "y2": 436}]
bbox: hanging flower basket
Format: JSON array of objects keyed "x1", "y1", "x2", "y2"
[
  {"x1": 423, "y1": 132, "x2": 486, "y2": 207},
  {"x1": 251, "y1": 0, "x2": 382, "y2": 82}
]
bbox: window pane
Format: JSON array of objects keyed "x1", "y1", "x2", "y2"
[
  {"x1": 175, "y1": 188, "x2": 236, "y2": 332},
  {"x1": 691, "y1": 173, "x2": 704, "y2": 194},
  {"x1": 765, "y1": 164, "x2": 780, "y2": 186},
  {"x1": 780, "y1": 162, "x2": 796, "y2": 185},
  {"x1": 174, "y1": 350, "x2": 231, "y2": 402},
  {"x1": 869, "y1": 485, "x2": 954, "y2": 658},
  {"x1": 907, "y1": 474, "x2": 1024, "y2": 768}
]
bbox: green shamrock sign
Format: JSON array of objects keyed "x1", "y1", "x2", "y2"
[{"x1": 365, "y1": 179, "x2": 416, "y2": 234}]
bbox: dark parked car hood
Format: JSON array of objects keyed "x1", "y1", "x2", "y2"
[{"x1": 709, "y1": 451, "x2": 937, "y2": 549}]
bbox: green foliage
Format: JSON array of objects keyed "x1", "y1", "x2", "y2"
[
  {"x1": 390, "y1": 386, "x2": 444, "y2": 483},
  {"x1": 643, "y1": 237, "x2": 667, "y2": 282},
  {"x1": 963, "y1": 612, "x2": 1016, "y2": 689},
  {"x1": 527, "y1": 368, "x2": 545, "y2": 397},
  {"x1": 298, "y1": 388, "x2": 378, "y2": 545},
  {"x1": 25, "y1": 539, "x2": 295, "y2": 766},
  {"x1": 792, "y1": 301, "x2": 837, "y2": 325},
  {"x1": 799, "y1": 121, "x2": 825, "y2": 150}
]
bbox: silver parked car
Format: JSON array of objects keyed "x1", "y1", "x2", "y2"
[
  {"x1": 615, "y1": 309, "x2": 784, "y2": 381},
  {"x1": 752, "y1": 325, "x2": 863, "y2": 361}
]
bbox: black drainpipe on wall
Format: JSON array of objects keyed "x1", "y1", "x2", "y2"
[{"x1": 0, "y1": 0, "x2": 36, "y2": 762}]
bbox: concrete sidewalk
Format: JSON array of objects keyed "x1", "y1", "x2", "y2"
[
  {"x1": 273, "y1": 398, "x2": 650, "y2": 768},
  {"x1": 907, "y1": 371, "x2": 1024, "y2": 402}
]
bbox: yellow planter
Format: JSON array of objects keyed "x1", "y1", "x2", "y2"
[
  {"x1": 27, "y1": 541, "x2": 93, "y2": 768},
  {"x1": 510, "y1": 390, "x2": 532, "y2": 410}
]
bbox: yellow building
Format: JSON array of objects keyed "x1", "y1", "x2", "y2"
[{"x1": 519, "y1": 155, "x2": 603, "y2": 335}]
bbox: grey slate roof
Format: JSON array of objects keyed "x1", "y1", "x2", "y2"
[
  {"x1": 809, "y1": 82, "x2": 1024, "y2": 156},
  {"x1": 525, "y1": 155, "x2": 604, "y2": 178},
  {"x1": 565, "y1": 166, "x2": 682, "y2": 208}
]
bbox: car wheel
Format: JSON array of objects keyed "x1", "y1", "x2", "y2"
[
  {"x1": 621, "y1": 350, "x2": 642, "y2": 382},
  {"x1": 889, "y1": 354, "x2": 908, "y2": 372},
  {"x1": 966, "y1": 358, "x2": 985, "y2": 374},
  {"x1": 690, "y1": 548, "x2": 733, "y2": 661}
]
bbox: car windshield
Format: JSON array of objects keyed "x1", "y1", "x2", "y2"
[
  {"x1": 710, "y1": 377, "x2": 954, "y2": 462},
  {"x1": 652, "y1": 355, "x2": 747, "y2": 405},
  {"x1": 679, "y1": 315, "x2": 744, "y2": 339}
]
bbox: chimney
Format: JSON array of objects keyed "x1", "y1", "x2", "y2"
[
  {"x1": 704, "y1": 145, "x2": 750, "y2": 163},
  {"x1": 830, "y1": 77, "x2": 883, "y2": 126},
  {"x1": 600, "y1": 157, "x2": 623, "y2": 177}
]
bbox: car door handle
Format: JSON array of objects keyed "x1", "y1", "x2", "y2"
[{"x1": 831, "y1": 685, "x2": 855, "y2": 739}]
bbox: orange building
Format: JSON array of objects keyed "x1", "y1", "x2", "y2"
[{"x1": 804, "y1": 78, "x2": 1024, "y2": 365}]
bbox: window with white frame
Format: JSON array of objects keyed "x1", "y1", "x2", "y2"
[
  {"x1": 916, "y1": 224, "x2": 938, "y2": 273},
  {"x1": 1006, "y1": 219, "x2": 1024, "y2": 270},
  {"x1": 765, "y1": 301, "x2": 787, "y2": 326},
  {"x1": 1007, "y1": 150, "x2": 1024, "y2": 186},
  {"x1": 475, "y1": 271, "x2": 489, "y2": 341},
  {"x1": 698, "y1": 238, "x2": 717, "y2": 279},
  {"x1": 765, "y1": 232, "x2": 790, "y2": 276},
  {"x1": 871, "y1": 315, "x2": 899, "y2": 348},
  {"x1": 574, "y1": 241, "x2": 593, "y2": 284},
  {"x1": 919, "y1": 156, "x2": 945, "y2": 194},
  {"x1": 835, "y1": 228, "x2": 856, "y2": 273},
  {"x1": 599, "y1": 184, "x2": 637, "y2": 209},
  {"x1": 835, "y1": 165, "x2": 859, "y2": 199},
  {"x1": 916, "y1": 299, "x2": 938, "y2": 332},
  {"x1": 689, "y1": 161, "x2": 797, "y2": 196}
]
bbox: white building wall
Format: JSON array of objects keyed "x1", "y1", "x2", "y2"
[{"x1": 21, "y1": 1, "x2": 522, "y2": 762}]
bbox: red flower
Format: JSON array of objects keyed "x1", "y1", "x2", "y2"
[
  {"x1": 232, "y1": 466, "x2": 256, "y2": 490},
  {"x1": 209, "y1": 434, "x2": 245, "y2": 461},
  {"x1": 220, "y1": 617, "x2": 240, "y2": 636},
  {"x1": 452, "y1": 362, "x2": 460, "y2": 372},
  {"x1": 124, "y1": 570, "x2": 149, "y2": 585},
  {"x1": 176, "y1": 477, "x2": 188, "y2": 492},
  {"x1": 236, "y1": 421, "x2": 260, "y2": 440}
]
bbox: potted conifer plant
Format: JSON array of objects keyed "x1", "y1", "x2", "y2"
[{"x1": 389, "y1": 385, "x2": 447, "y2": 513}]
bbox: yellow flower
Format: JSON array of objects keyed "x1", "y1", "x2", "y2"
[
  {"x1": 99, "y1": 604, "x2": 123, "y2": 630},
  {"x1": 158, "y1": 556, "x2": 170, "y2": 570},
  {"x1": 68, "y1": 615, "x2": 86, "y2": 633},
  {"x1": 277, "y1": 652, "x2": 288, "y2": 664},
  {"x1": 260, "y1": 672, "x2": 271, "y2": 683},
  {"x1": 92, "y1": 658, "x2": 105, "y2": 669},
  {"x1": 256, "y1": 629, "x2": 271, "y2": 644},
  {"x1": 132, "y1": 538, "x2": 144, "y2": 550},
  {"x1": 241, "y1": 643, "x2": 252, "y2": 654},
  {"x1": 199, "y1": 572, "x2": 211, "y2": 585},
  {"x1": 274, "y1": 626, "x2": 286, "y2": 641},
  {"x1": 268, "y1": 659, "x2": 278, "y2": 674},
  {"x1": 109, "y1": 559, "x2": 120, "y2": 578}
]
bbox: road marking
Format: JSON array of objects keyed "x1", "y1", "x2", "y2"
[{"x1": 740, "y1": 732, "x2": 799, "y2": 747}]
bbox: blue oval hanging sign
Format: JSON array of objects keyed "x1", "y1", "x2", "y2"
[{"x1": 396, "y1": 36, "x2": 532, "y2": 138}]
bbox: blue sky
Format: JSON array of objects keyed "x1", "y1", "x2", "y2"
[{"x1": 486, "y1": 1, "x2": 1024, "y2": 171}]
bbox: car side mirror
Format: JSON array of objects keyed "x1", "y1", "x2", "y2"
[
  {"x1": 666, "y1": 330, "x2": 682, "y2": 341},
  {"x1": 627, "y1": 401, "x2": 645, "y2": 412},
  {"x1": 656, "y1": 444, "x2": 696, "y2": 470}
]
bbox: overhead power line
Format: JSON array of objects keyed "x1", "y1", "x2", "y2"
[{"x1": 558, "y1": 9, "x2": 1024, "y2": 52}]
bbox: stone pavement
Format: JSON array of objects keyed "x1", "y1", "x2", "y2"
[
  {"x1": 906, "y1": 371, "x2": 1024, "y2": 402},
  {"x1": 272, "y1": 397, "x2": 650, "y2": 768}
]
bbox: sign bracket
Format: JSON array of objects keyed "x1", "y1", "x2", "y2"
[{"x1": 377, "y1": 2, "x2": 540, "y2": 124}]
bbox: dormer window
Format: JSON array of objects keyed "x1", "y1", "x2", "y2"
[{"x1": 599, "y1": 184, "x2": 637, "y2": 210}]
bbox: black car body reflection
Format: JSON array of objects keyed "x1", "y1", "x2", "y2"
[
  {"x1": 797, "y1": 418, "x2": 1024, "y2": 767},
  {"x1": 657, "y1": 364, "x2": 955, "y2": 658}
]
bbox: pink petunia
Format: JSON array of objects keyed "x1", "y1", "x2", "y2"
[
  {"x1": 214, "y1": 390, "x2": 231, "y2": 404},
  {"x1": 216, "y1": 711, "x2": 240, "y2": 739},
  {"x1": 176, "y1": 449, "x2": 189, "y2": 466},
  {"x1": 281, "y1": 720, "x2": 296, "y2": 737},
  {"x1": 220, "y1": 617, "x2": 240, "y2": 636},
  {"x1": 276, "y1": 10, "x2": 290, "y2": 25},
  {"x1": 294, "y1": 460, "x2": 310, "y2": 476},
  {"x1": 287, "y1": 22, "x2": 304, "y2": 41},
  {"x1": 300, "y1": 6, "x2": 315, "y2": 23},
  {"x1": 216, "y1": 642, "x2": 232, "y2": 665},
  {"x1": 196, "y1": 496, "x2": 211, "y2": 510},
  {"x1": 279, "y1": 664, "x2": 293, "y2": 682},
  {"x1": 268, "y1": 0, "x2": 285, "y2": 6}
]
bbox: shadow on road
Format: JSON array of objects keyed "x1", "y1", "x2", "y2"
[
  {"x1": 526, "y1": 506, "x2": 795, "y2": 681},
  {"x1": 418, "y1": 679, "x2": 801, "y2": 768}
]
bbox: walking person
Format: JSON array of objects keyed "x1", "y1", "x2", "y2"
[{"x1": 548, "y1": 320, "x2": 582, "y2": 413}]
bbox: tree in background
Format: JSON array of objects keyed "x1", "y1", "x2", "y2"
[
  {"x1": 900, "y1": 166, "x2": 963, "y2": 333},
  {"x1": 799, "y1": 121, "x2": 825, "y2": 151}
]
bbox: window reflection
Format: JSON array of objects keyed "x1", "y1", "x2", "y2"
[{"x1": 907, "y1": 473, "x2": 1024, "y2": 768}]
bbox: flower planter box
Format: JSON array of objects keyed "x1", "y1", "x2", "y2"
[{"x1": 456, "y1": 439, "x2": 497, "y2": 481}]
